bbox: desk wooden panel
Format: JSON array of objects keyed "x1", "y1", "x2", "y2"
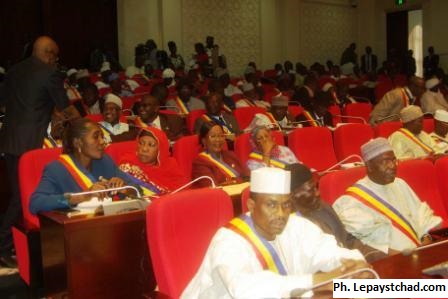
[
  {"x1": 373, "y1": 241, "x2": 448, "y2": 278},
  {"x1": 39, "y1": 211, "x2": 156, "y2": 299}
]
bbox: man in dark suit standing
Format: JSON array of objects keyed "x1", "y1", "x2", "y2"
[
  {"x1": 360, "y1": 46, "x2": 378, "y2": 74},
  {"x1": 424, "y1": 46, "x2": 440, "y2": 78},
  {"x1": 0, "y1": 36, "x2": 79, "y2": 264}
]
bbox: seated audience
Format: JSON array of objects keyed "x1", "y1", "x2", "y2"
[
  {"x1": 162, "y1": 68, "x2": 177, "y2": 97},
  {"x1": 247, "y1": 126, "x2": 299, "y2": 170},
  {"x1": 333, "y1": 138, "x2": 441, "y2": 255},
  {"x1": 430, "y1": 110, "x2": 448, "y2": 154},
  {"x1": 208, "y1": 78, "x2": 235, "y2": 111},
  {"x1": 76, "y1": 83, "x2": 101, "y2": 116},
  {"x1": 237, "y1": 83, "x2": 270, "y2": 109},
  {"x1": 133, "y1": 94, "x2": 186, "y2": 141},
  {"x1": 168, "y1": 41, "x2": 185, "y2": 70},
  {"x1": 125, "y1": 54, "x2": 145, "y2": 78},
  {"x1": 292, "y1": 75, "x2": 318, "y2": 110},
  {"x1": 192, "y1": 122, "x2": 248, "y2": 187},
  {"x1": 183, "y1": 167, "x2": 370, "y2": 298},
  {"x1": 194, "y1": 92, "x2": 241, "y2": 138},
  {"x1": 268, "y1": 95, "x2": 294, "y2": 128},
  {"x1": 370, "y1": 76, "x2": 425, "y2": 124},
  {"x1": 151, "y1": 82, "x2": 169, "y2": 106},
  {"x1": 118, "y1": 127, "x2": 188, "y2": 196},
  {"x1": 166, "y1": 79, "x2": 205, "y2": 114},
  {"x1": 290, "y1": 163, "x2": 385, "y2": 262},
  {"x1": 109, "y1": 72, "x2": 133, "y2": 97},
  {"x1": 295, "y1": 96, "x2": 333, "y2": 127},
  {"x1": 389, "y1": 105, "x2": 436, "y2": 160},
  {"x1": 217, "y1": 69, "x2": 242, "y2": 98},
  {"x1": 65, "y1": 68, "x2": 81, "y2": 101},
  {"x1": 98, "y1": 94, "x2": 134, "y2": 144},
  {"x1": 29, "y1": 118, "x2": 138, "y2": 214},
  {"x1": 420, "y1": 78, "x2": 448, "y2": 114},
  {"x1": 43, "y1": 109, "x2": 65, "y2": 149}
]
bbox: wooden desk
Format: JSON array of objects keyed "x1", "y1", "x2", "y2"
[
  {"x1": 39, "y1": 210, "x2": 156, "y2": 299},
  {"x1": 373, "y1": 240, "x2": 448, "y2": 278}
]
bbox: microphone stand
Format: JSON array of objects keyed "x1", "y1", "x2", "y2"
[
  {"x1": 64, "y1": 185, "x2": 142, "y2": 201},
  {"x1": 170, "y1": 176, "x2": 216, "y2": 194},
  {"x1": 318, "y1": 154, "x2": 364, "y2": 176}
]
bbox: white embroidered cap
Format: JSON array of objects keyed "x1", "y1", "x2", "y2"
[
  {"x1": 400, "y1": 105, "x2": 423, "y2": 123},
  {"x1": 425, "y1": 78, "x2": 440, "y2": 89},
  {"x1": 434, "y1": 109, "x2": 448, "y2": 123},
  {"x1": 66, "y1": 68, "x2": 78, "y2": 77},
  {"x1": 104, "y1": 93, "x2": 123, "y2": 109},
  {"x1": 322, "y1": 82, "x2": 333, "y2": 92},
  {"x1": 162, "y1": 68, "x2": 175, "y2": 79},
  {"x1": 361, "y1": 137, "x2": 393, "y2": 162},
  {"x1": 250, "y1": 167, "x2": 291, "y2": 195}
]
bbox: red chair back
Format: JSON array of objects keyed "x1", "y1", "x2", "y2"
[
  {"x1": 105, "y1": 141, "x2": 138, "y2": 164},
  {"x1": 319, "y1": 166, "x2": 366, "y2": 205},
  {"x1": 84, "y1": 114, "x2": 103, "y2": 122},
  {"x1": 373, "y1": 121, "x2": 402, "y2": 138},
  {"x1": 147, "y1": 189, "x2": 233, "y2": 298},
  {"x1": 234, "y1": 131, "x2": 284, "y2": 166},
  {"x1": 333, "y1": 124, "x2": 374, "y2": 162},
  {"x1": 375, "y1": 82, "x2": 394, "y2": 102},
  {"x1": 186, "y1": 109, "x2": 206, "y2": 134},
  {"x1": 172, "y1": 135, "x2": 201, "y2": 179},
  {"x1": 19, "y1": 148, "x2": 62, "y2": 228},
  {"x1": 233, "y1": 107, "x2": 267, "y2": 130},
  {"x1": 288, "y1": 127, "x2": 337, "y2": 172},
  {"x1": 397, "y1": 159, "x2": 448, "y2": 227},
  {"x1": 435, "y1": 156, "x2": 448, "y2": 213},
  {"x1": 328, "y1": 104, "x2": 342, "y2": 126},
  {"x1": 263, "y1": 69, "x2": 277, "y2": 79},
  {"x1": 241, "y1": 186, "x2": 250, "y2": 214},
  {"x1": 288, "y1": 105, "x2": 304, "y2": 118},
  {"x1": 423, "y1": 118, "x2": 434, "y2": 133},
  {"x1": 342, "y1": 103, "x2": 372, "y2": 123}
]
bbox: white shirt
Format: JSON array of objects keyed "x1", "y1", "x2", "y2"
[
  {"x1": 148, "y1": 115, "x2": 161, "y2": 130},
  {"x1": 429, "y1": 132, "x2": 448, "y2": 154},
  {"x1": 98, "y1": 121, "x2": 129, "y2": 143},
  {"x1": 333, "y1": 177, "x2": 441, "y2": 254},
  {"x1": 125, "y1": 65, "x2": 144, "y2": 78},
  {"x1": 388, "y1": 129, "x2": 436, "y2": 160},
  {"x1": 181, "y1": 214, "x2": 364, "y2": 299},
  {"x1": 224, "y1": 84, "x2": 243, "y2": 97},
  {"x1": 420, "y1": 90, "x2": 448, "y2": 114},
  {"x1": 88, "y1": 101, "x2": 101, "y2": 115}
]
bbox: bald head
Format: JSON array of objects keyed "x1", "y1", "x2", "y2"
[{"x1": 33, "y1": 36, "x2": 59, "y2": 66}]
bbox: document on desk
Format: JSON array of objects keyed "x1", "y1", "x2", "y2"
[
  {"x1": 221, "y1": 182, "x2": 250, "y2": 196},
  {"x1": 69, "y1": 197, "x2": 113, "y2": 217}
]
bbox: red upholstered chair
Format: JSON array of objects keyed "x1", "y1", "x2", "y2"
[
  {"x1": 397, "y1": 159, "x2": 448, "y2": 227},
  {"x1": 233, "y1": 107, "x2": 267, "y2": 130},
  {"x1": 333, "y1": 123, "x2": 374, "y2": 162},
  {"x1": 241, "y1": 186, "x2": 250, "y2": 214},
  {"x1": 133, "y1": 85, "x2": 151, "y2": 94},
  {"x1": 319, "y1": 166, "x2": 366, "y2": 205},
  {"x1": 261, "y1": 83, "x2": 277, "y2": 94},
  {"x1": 105, "y1": 140, "x2": 138, "y2": 163},
  {"x1": 98, "y1": 87, "x2": 112, "y2": 98},
  {"x1": 435, "y1": 157, "x2": 448, "y2": 213},
  {"x1": 342, "y1": 103, "x2": 372, "y2": 123},
  {"x1": 373, "y1": 121, "x2": 402, "y2": 138},
  {"x1": 147, "y1": 188, "x2": 233, "y2": 298},
  {"x1": 84, "y1": 113, "x2": 104, "y2": 122},
  {"x1": 172, "y1": 135, "x2": 201, "y2": 179},
  {"x1": 263, "y1": 69, "x2": 277, "y2": 79},
  {"x1": 185, "y1": 109, "x2": 206, "y2": 134},
  {"x1": 287, "y1": 127, "x2": 337, "y2": 172},
  {"x1": 423, "y1": 118, "x2": 434, "y2": 134},
  {"x1": 122, "y1": 94, "x2": 143, "y2": 110},
  {"x1": 374, "y1": 81, "x2": 394, "y2": 102},
  {"x1": 12, "y1": 148, "x2": 62, "y2": 287},
  {"x1": 234, "y1": 130, "x2": 284, "y2": 167},
  {"x1": 288, "y1": 105, "x2": 304, "y2": 118},
  {"x1": 328, "y1": 104, "x2": 342, "y2": 126}
]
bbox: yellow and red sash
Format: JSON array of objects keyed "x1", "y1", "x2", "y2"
[
  {"x1": 42, "y1": 137, "x2": 61, "y2": 149},
  {"x1": 134, "y1": 117, "x2": 150, "y2": 129},
  {"x1": 58, "y1": 154, "x2": 95, "y2": 191},
  {"x1": 239, "y1": 98, "x2": 256, "y2": 107},
  {"x1": 398, "y1": 128, "x2": 434, "y2": 154},
  {"x1": 303, "y1": 111, "x2": 319, "y2": 127},
  {"x1": 98, "y1": 124, "x2": 112, "y2": 142},
  {"x1": 222, "y1": 104, "x2": 232, "y2": 113},
  {"x1": 175, "y1": 97, "x2": 190, "y2": 115},
  {"x1": 125, "y1": 174, "x2": 164, "y2": 196},
  {"x1": 399, "y1": 88, "x2": 410, "y2": 107},
  {"x1": 248, "y1": 151, "x2": 286, "y2": 169},
  {"x1": 345, "y1": 184, "x2": 420, "y2": 246},
  {"x1": 201, "y1": 114, "x2": 232, "y2": 134},
  {"x1": 198, "y1": 152, "x2": 239, "y2": 179},
  {"x1": 226, "y1": 215, "x2": 287, "y2": 275}
]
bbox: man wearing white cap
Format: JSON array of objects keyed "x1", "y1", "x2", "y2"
[
  {"x1": 236, "y1": 82, "x2": 270, "y2": 109},
  {"x1": 370, "y1": 76, "x2": 425, "y2": 124},
  {"x1": 217, "y1": 69, "x2": 243, "y2": 98},
  {"x1": 333, "y1": 138, "x2": 441, "y2": 255},
  {"x1": 64, "y1": 68, "x2": 81, "y2": 101},
  {"x1": 269, "y1": 95, "x2": 294, "y2": 128},
  {"x1": 162, "y1": 68, "x2": 177, "y2": 97},
  {"x1": 182, "y1": 167, "x2": 368, "y2": 298},
  {"x1": 388, "y1": 105, "x2": 436, "y2": 160},
  {"x1": 420, "y1": 77, "x2": 448, "y2": 114},
  {"x1": 430, "y1": 109, "x2": 448, "y2": 154},
  {"x1": 98, "y1": 94, "x2": 131, "y2": 144}
]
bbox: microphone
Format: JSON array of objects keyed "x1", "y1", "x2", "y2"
[
  {"x1": 290, "y1": 267, "x2": 380, "y2": 297},
  {"x1": 286, "y1": 118, "x2": 325, "y2": 127},
  {"x1": 334, "y1": 115, "x2": 367, "y2": 124},
  {"x1": 402, "y1": 238, "x2": 448, "y2": 256},
  {"x1": 170, "y1": 176, "x2": 216, "y2": 194},
  {"x1": 64, "y1": 185, "x2": 142, "y2": 201},
  {"x1": 318, "y1": 154, "x2": 364, "y2": 175}
]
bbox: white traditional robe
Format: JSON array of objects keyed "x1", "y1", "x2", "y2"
[
  {"x1": 420, "y1": 90, "x2": 448, "y2": 114},
  {"x1": 333, "y1": 177, "x2": 441, "y2": 254},
  {"x1": 429, "y1": 132, "x2": 448, "y2": 154},
  {"x1": 98, "y1": 121, "x2": 129, "y2": 143},
  {"x1": 388, "y1": 129, "x2": 436, "y2": 159},
  {"x1": 181, "y1": 214, "x2": 364, "y2": 299}
]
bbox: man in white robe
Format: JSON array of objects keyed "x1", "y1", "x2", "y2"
[
  {"x1": 333, "y1": 138, "x2": 441, "y2": 255},
  {"x1": 182, "y1": 167, "x2": 370, "y2": 299},
  {"x1": 420, "y1": 78, "x2": 448, "y2": 114},
  {"x1": 430, "y1": 109, "x2": 448, "y2": 154},
  {"x1": 389, "y1": 105, "x2": 436, "y2": 160}
]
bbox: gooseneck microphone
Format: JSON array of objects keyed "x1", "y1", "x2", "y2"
[
  {"x1": 64, "y1": 185, "x2": 142, "y2": 201},
  {"x1": 402, "y1": 238, "x2": 448, "y2": 256}
]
